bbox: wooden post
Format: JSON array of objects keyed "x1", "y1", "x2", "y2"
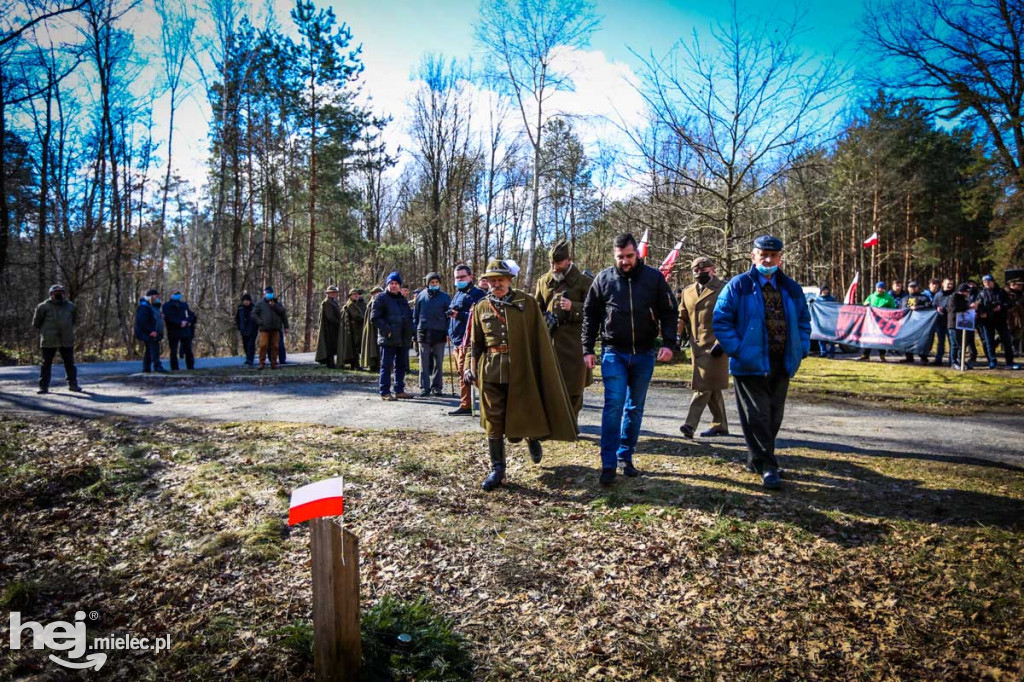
[
  {"x1": 310, "y1": 518, "x2": 361, "y2": 682},
  {"x1": 961, "y1": 329, "x2": 967, "y2": 371}
]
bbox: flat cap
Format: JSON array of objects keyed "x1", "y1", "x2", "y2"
[
  {"x1": 550, "y1": 239, "x2": 570, "y2": 262},
  {"x1": 753, "y1": 235, "x2": 783, "y2": 251},
  {"x1": 48, "y1": 284, "x2": 65, "y2": 294},
  {"x1": 145, "y1": 288, "x2": 159, "y2": 296},
  {"x1": 691, "y1": 256, "x2": 713, "y2": 270}
]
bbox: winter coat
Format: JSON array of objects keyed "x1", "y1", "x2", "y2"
[
  {"x1": 314, "y1": 297, "x2": 343, "y2": 364},
  {"x1": 932, "y1": 290, "x2": 956, "y2": 329},
  {"x1": 162, "y1": 299, "x2": 198, "y2": 338},
  {"x1": 32, "y1": 299, "x2": 77, "y2": 348},
  {"x1": 712, "y1": 266, "x2": 812, "y2": 378},
  {"x1": 361, "y1": 297, "x2": 381, "y2": 363},
  {"x1": 413, "y1": 288, "x2": 452, "y2": 345},
  {"x1": 371, "y1": 291, "x2": 414, "y2": 348},
  {"x1": 677, "y1": 276, "x2": 729, "y2": 392},
  {"x1": 977, "y1": 286, "x2": 1011, "y2": 326},
  {"x1": 901, "y1": 292, "x2": 933, "y2": 311},
  {"x1": 582, "y1": 261, "x2": 678, "y2": 355},
  {"x1": 340, "y1": 299, "x2": 364, "y2": 363},
  {"x1": 134, "y1": 301, "x2": 165, "y2": 341},
  {"x1": 253, "y1": 297, "x2": 289, "y2": 332},
  {"x1": 535, "y1": 264, "x2": 595, "y2": 396},
  {"x1": 236, "y1": 304, "x2": 258, "y2": 337},
  {"x1": 448, "y1": 285, "x2": 486, "y2": 346}
]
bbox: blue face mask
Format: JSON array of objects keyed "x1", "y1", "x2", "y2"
[
  {"x1": 429, "y1": 285, "x2": 440, "y2": 292},
  {"x1": 172, "y1": 293, "x2": 182, "y2": 301},
  {"x1": 756, "y1": 264, "x2": 778, "y2": 277},
  {"x1": 266, "y1": 293, "x2": 275, "y2": 299},
  {"x1": 455, "y1": 280, "x2": 469, "y2": 290}
]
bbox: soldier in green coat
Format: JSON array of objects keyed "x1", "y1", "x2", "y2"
[
  {"x1": 340, "y1": 289, "x2": 365, "y2": 370},
  {"x1": 315, "y1": 285, "x2": 343, "y2": 368},
  {"x1": 361, "y1": 286, "x2": 384, "y2": 372},
  {"x1": 32, "y1": 284, "x2": 82, "y2": 394},
  {"x1": 535, "y1": 239, "x2": 594, "y2": 417},
  {"x1": 465, "y1": 259, "x2": 577, "y2": 491}
]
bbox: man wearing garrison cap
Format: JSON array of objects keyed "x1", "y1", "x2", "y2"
[
  {"x1": 534, "y1": 238, "x2": 594, "y2": 417},
  {"x1": 677, "y1": 256, "x2": 729, "y2": 439},
  {"x1": 712, "y1": 235, "x2": 811, "y2": 490}
]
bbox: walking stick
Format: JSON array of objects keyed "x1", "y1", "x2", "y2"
[{"x1": 446, "y1": 338, "x2": 456, "y2": 396}]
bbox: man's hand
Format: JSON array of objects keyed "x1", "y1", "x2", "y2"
[
  {"x1": 559, "y1": 296, "x2": 572, "y2": 312},
  {"x1": 656, "y1": 347, "x2": 673, "y2": 362},
  {"x1": 149, "y1": 331, "x2": 157, "y2": 338},
  {"x1": 710, "y1": 342, "x2": 724, "y2": 358},
  {"x1": 463, "y1": 369, "x2": 476, "y2": 385},
  {"x1": 181, "y1": 321, "x2": 188, "y2": 328},
  {"x1": 584, "y1": 354, "x2": 596, "y2": 369}
]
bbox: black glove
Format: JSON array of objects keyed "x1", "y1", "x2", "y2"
[{"x1": 710, "y1": 342, "x2": 724, "y2": 358}]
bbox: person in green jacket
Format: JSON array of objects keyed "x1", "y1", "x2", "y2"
[
  {"x1": 858, "y1": 281, "x2": 897, "y2": 361},
  {"x1": 32, "y1": 284, "x2": 82, "y2": 394}
]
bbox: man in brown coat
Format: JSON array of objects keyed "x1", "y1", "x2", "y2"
[
  {"x1": 465, "y1": 259, "x2": 577, "y2": 491},
  {"x1": 677, "y1": 257, "x2": 729, "y2": 438},
  {"x1": 534, "y1": 239, "x2": 594, "y2": 417}
]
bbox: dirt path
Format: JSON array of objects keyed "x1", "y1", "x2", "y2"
[{"x1": 1, "y1": 354, "x2": 1022, "y2": 468}]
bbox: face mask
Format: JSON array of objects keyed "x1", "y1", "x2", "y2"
[
  {"x1": 172, "y1": 294, "x2": 182, "y2": 301},
  {"x1": 756, "y1": 264, "x2": 778, "y2": 277},
  {"x1": 455, "y1": 280, "x2": 469, "y2": 290},
  {"x1": 152, "y1": 298, "x2": 161, "y2": 305},
  {"x1": 266, "y1": 293, "x2": 275, "y2": 299},
  {"x1": 696, "y1": 272, "x2": 711, "y2": 285},
  {"x1": 53, "y1": 293, "x2": 64, "y2": 302},
  {"x1": 429, "y1": 285, "x2": 440, "y2": 292}
]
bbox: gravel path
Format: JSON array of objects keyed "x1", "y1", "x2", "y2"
[{"x1": 1, "y1": 354, "x2": 1021, "y2": 468}]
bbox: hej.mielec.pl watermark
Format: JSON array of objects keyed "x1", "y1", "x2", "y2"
[{"x1": 8, "y1": 610, "x2": 170, "y2": 671}]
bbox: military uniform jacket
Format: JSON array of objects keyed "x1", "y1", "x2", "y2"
[
  {"x1": 340, "y1": 299, "x2": 364, "y2": 362},
  {"x1": 535, "y1": 264, "x2": 594, "y2": 394},
  {"x1": 678, "y1": 277, "x2": 729, "y2": 392},
  {"x1": 361, "y1": 298, "x2": 380, "y2": 363},
  {"x1": 314, "y1": 298, "x2": 342, "y2": 364},
  {"x1": 469, "y1": 290, "x2": 577, "y2": 442}
]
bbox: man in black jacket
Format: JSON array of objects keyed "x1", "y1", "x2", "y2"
[
  {"x1": 162, "y1": 290, "x2": 198, "y2": 370},
  {"x1": 978, "y1": 275, "x2": 1021, "y2": 370},
  {"x1": 931, "y1": 279, "x2": 956, "y2": 366},
  {"x1": 236, "y1": 293, "x2": 258, "y2": 366},
  {"x1": 583, "y1": 233, "x2": 678, "y2": 485},
  {"x1": 899, "y1": 280, "x2": 932, "y2": 364},
  {"x1": 372, "y1": 271, "x2": 415, "y2": 401}
]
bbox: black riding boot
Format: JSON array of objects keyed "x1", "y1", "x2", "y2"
[
  {"x1": 482, "y1": 438, "x2": 506, "y2": 491},
  {"x1": 527, "y1": 439, "x2": 543, "y2": 464}
]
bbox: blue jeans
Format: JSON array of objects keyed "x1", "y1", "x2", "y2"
[
  {"x1": 930, "y1": 320, "x2": 946, "y2": 363},
  {"x1": 599, "y1": 348, "x2": 657, "y2": 468},
  {"x1": 379, "y1": 346, "x2": 409, "y2": 396},
  {"x1": 818, "y1": 341, "x2": 836, "y2": 358}
]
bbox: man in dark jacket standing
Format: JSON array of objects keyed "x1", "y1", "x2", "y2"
[
  {"x1": 712, "y1": 235, "x2": 811, "y2": 490},
  {"x1": 900, "y1": 280, "x2": 933, "y2": 364},
  {"x1": 372, "y1": 272, "x2": 415, "y2": 401},
  {"x1": 931, "y1": 278, "x2": 956, "y2": 366},
  {"x1": 414, "y1": 272, "x2": 452, "y2": 396},
  {"x1": 236, "y1": 293, "x2": 258, "y2": 366},
  {"x1": 447, "y1": 264, "x2": 486, "y2": 415},
  {"x1": 978, "y1": 275, "x2": 1021, "y2": 370},
  {"x1": 162, "y1": 290, "x2": 197, "y2": 370},
  {"x1": 253, "y1": 286, "x2": 288, "y2": 370},
  {"x1": 32, "y1": 284, "x2": 82, "y2": 393},
  {"x1": 134, "y1": 288, "x2": 167, "y2": 373},
  {"x1": 314, "y1": 285, "x2": 343, "y2": 368},
  {"x1": 583, "y1": 233, "x2": 678, "y2": 485}
]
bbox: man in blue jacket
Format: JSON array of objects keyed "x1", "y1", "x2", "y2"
[
  {"x1": 712, "y1": 235, "x2": 811, "y2": 490},
  {"x1": 413, "y1": 272, "x2": 452, "y2": 397},
  {"x1": 162, "y1": 290, "x2": 198, "y2": 370},
  {"x1": 446, "y1": 264, "x2": 486, "y2": 415},
  {"x1": 134, "y1": 288, "x2": 168, "y2": 373}
]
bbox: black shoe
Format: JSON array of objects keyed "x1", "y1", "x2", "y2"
[
  {"x1": 68, "y1": 384, "x2": 83, "y2": 393},
  {"x1": 37, "y1": 387, "x2": 49, "y2": 394},
  {"x1": 699, "y1": 428, "x2": 729, "y2": 437},
  {"x1": 929, "y1": 359, "x2": 943, "y2": 366},
  {"x1": 155, "y1": 368, "x2": 169, "y2": 374},
  {"x1": 762, "y1": 470, "x2": 782, "y2": 489},
  {"x1": 619, "y1": 461, "x2": 639, "y2": 477},
  {"x1": 482, "y1": 439, "x2": 506, "y2": 491},
  {"x1": 679, "y1": 424, "x2": 695, "y2": 439},
  {"x1": 746, "y1": 463, "x2": 785, "y2": 478},
  {"x1": 448, "y1": 407, "x2": 472, "y2": 416},
  {"x1": 432, "y1": 389, "x2": 444, "y2": 397},
  {"x1": 528, "y1": 439, "x2": 543, "y2": 464},
  {"x1": 419, "y1": 390, "x2": 431, "y2": 398},
  {"x1": 599, "y1": 468, "x2": 616, "y2": 485}
]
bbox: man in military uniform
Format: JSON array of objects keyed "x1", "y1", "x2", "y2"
[
  {"x1": 340, "y1": 288, "x2": 365, "y2": 370},
  {"x1": 465, "y1": 259, "x2": 577, "y2": 491},
  {"x1": 315, "y1": 285, "x2": 343, "y2": 368},
  {"x1": 535, "y1": 239, "x2": 594, "y2": 417},
  {"x1": 362, "y1": 286, "x2": 384, "y2": 372},
  {"x1": 677, "y1": 256, "x2": 729, "y2": 439}
]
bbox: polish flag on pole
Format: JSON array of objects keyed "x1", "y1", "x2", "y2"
[
  {"x1": 289, "y1": 476, "x2": 344, "y2": 526},
  {"x1": 659, "y1": 241, "x2": 683, "y2": 281},
  {"x1": 844, "y1": 272, "x2": 860, "y2": 305},
  {"x1": 863, "y1": 232, "x2": 879, "y2": 248},
  {"x1": 637, "y1": 229, "x2": 650, "y2": 259}
]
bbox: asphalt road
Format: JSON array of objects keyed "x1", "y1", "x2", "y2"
[{"x1": 1, "y1": 354, "x2": 1022, "y2": 468}]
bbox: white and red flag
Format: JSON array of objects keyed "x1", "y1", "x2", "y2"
[
  {"x1": 659, "y1": 241, "x2": 683, "y2": 281},
  {"x1": 288, "y1": 476, "x2": 344, "y2": 526},
  {"x1": 862, "y1": 232, "x2": 879, "y2": 248},
  {"x1": 844, "y1": 272, "x2": 860, "y2": 305},
  {"x1": 637, "y1": 229, "x2": 649, "y2": 259}
]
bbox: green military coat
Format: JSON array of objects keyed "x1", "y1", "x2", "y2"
[
  {"x1": 361, "y1": 298, "x2": 380, "y2": 365},
  {"x1": 339, "y1": 299, "x2": 364, "y2": 364},
  {"x1": 535, "y1": 264, "x2": 594, "y2": 406},
  {"x1": 315, "y1": 297, "x2": 343, "y2": 364},
  {"x1": 469, "y1": 290, "x2": 577, "y2": 442},
  {"x1": 677, "y1": 277, "x2": 729, "y2": 392}
]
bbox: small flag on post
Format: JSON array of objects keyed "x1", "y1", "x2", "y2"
[
  {"x1": 862, "y1": 232, "x2": 879, "y2": 248},
  {"x1": 659, "y1": 241, "x2": 683, "y2": 281},
  {"x1": 289, "y1": 477, "x2": 344, "y2": 526},
  {"x1": 844, "y1": 272, "x2": 860, "y2": 305},
  {"x1": 637, "y1": 229, "x2": 650, "y2": 259}
]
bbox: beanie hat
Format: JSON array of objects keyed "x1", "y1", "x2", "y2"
[
  {"x1": 386, "y1": 272, "x2": 402, "y2": 286},
  {"x1": 241, "y1": 293, "x2": 252, "y2": 302},
  {"x1": 264, "y1": 286, "x2": 274, "y2": 294},
  {"x1": 146, "y1": 288, "x2": 159, "y2": 297}
]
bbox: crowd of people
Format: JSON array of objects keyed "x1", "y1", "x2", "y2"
[
  {"x1": 810, "y1": 276, "x2": 1024, "y2": 370},
  {"x1": 30, "y1": 234, "x2": 1021, "y2": 491}
]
